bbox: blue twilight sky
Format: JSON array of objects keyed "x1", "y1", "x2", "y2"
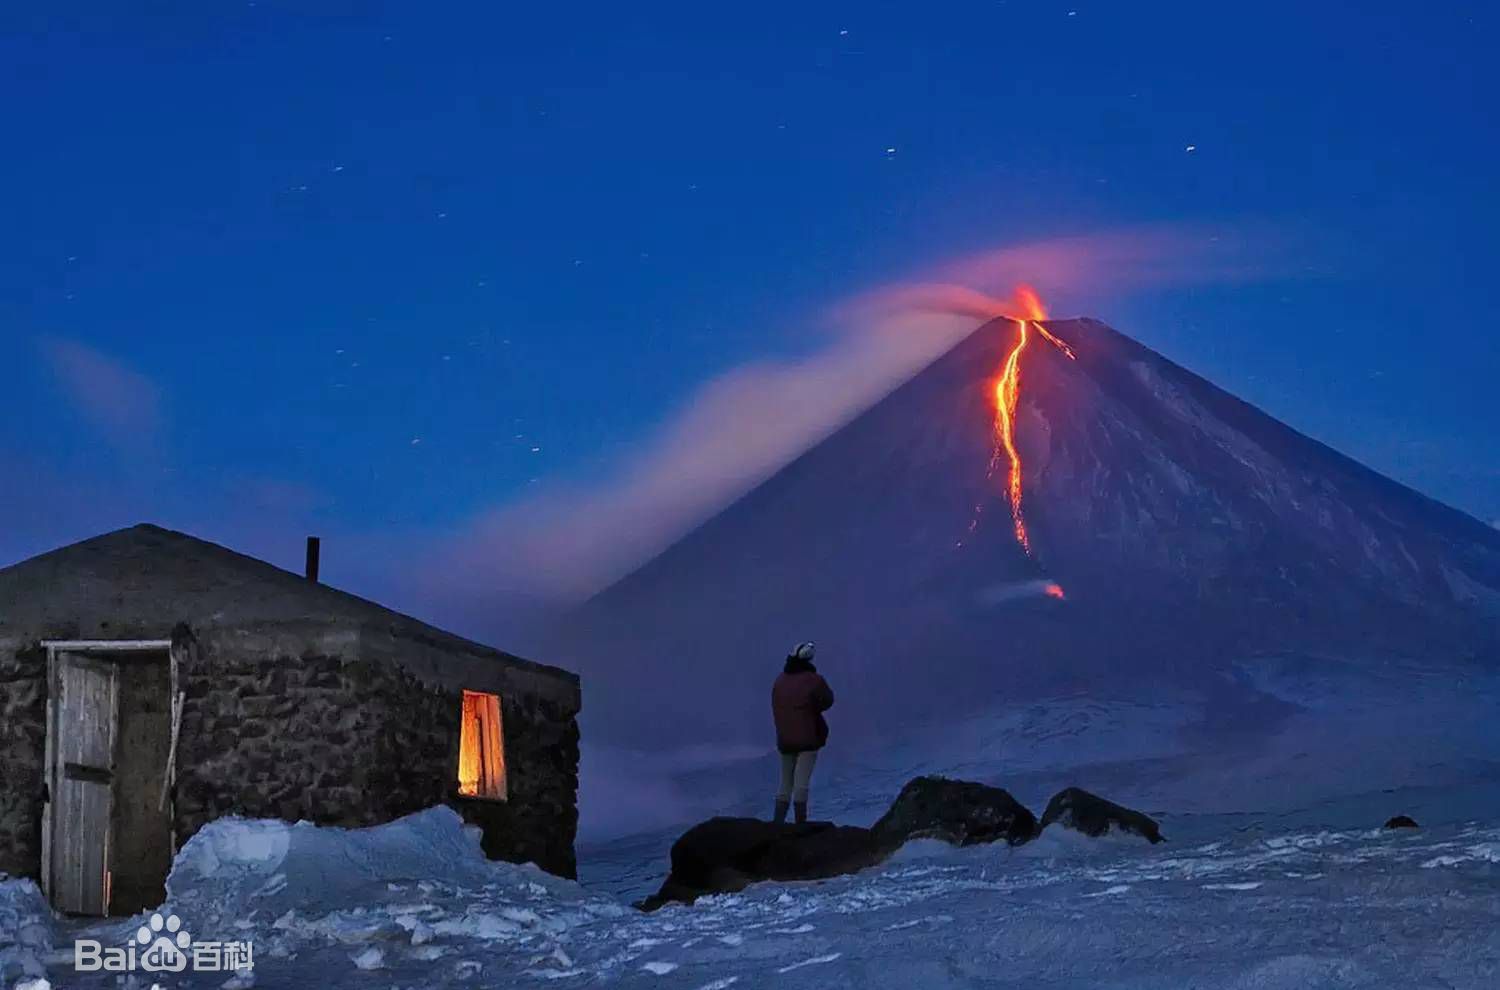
[{"x1": 2, "y1": 3, "x2": 1497, "y2": 637}]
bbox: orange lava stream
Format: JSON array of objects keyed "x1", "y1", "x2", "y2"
[
  {"x1": 1035, "y1": 322, "x2": 1076, "y2": 361},
  {"x1": 988, "y1": 285, "x2": 1073, "y2": 556},
  {"x1": 994, "y1": 320, "x2": 1032, "y2": 552}
]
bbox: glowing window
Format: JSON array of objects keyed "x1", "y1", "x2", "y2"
[{"x1": 457, "y1": 690, "x2": 507, "y2": 800}]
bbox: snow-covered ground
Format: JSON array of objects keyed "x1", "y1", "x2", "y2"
[{"x1": 5, "y1": 805, "x2": 1500, "y2": 989}]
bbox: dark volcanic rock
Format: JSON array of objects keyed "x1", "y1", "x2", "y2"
[
  {"x1": 640, "y1": 817, "x2": 885, "y2": 910},
  {"x1": 1039, "y1": 787, "x2": 1163, "y2": 844},
  {"x1": 1384, "y1": 815, "x2": 1420, "y2": 829},
  {"x1": 871, "y1": 775, "x2": 1037, "y2": 848},
  {"x1": 643, "y1": 776, "x2": 1044, "y2": 909}
]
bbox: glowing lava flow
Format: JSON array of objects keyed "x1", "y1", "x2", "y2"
[{"x1": 990, "y1": 285, "x2": 1074, "y2": 555}]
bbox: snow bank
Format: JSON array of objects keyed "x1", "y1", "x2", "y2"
[
  {"x1": 0, "y1": 875, "x2": 54, "y2": 985},
  {"x1": 112, "y1": 806, "x2": 628, "y2": 985},
  {"x1": 167, "y1": 805, "x2": 503, "y2": 920}
]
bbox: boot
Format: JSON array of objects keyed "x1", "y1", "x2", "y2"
[
  {"x1": 773, "y1": 799, "x2": 789, "y2": 824},
  {"x1": 793, "y1": 800, "x2": 808, "y2": 824}
]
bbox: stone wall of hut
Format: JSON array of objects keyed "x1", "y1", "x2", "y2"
[
  {"x1": 176, "y1": 624, "x2": 581, "y2": 877},
  {"x1": 0, "y1": 641, "x2": 47, "y2": 878},
  {"x1": 0, "y1": 624, "x2": 581, "y2": 883}
]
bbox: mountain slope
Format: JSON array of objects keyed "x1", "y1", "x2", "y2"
[{"x1": 555, "y1": 317, "x2": 1500, "y2": 747}]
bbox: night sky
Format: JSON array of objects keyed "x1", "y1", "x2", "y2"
[{"x1": 3, "y1": 3, "x2": 1496, "y2": 640}]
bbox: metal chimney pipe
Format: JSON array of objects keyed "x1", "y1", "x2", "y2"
[{"x1": 305, "y1": 536, "x2": 321, "y2": 582}]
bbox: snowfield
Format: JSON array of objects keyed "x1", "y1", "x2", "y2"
[{"x1": 6, "y1": 802, "x2": 1500, "y2": 989}]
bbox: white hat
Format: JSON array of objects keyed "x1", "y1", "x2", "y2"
[{"x1": 790, "y1": 641, "x2": 816, "y2": 661}]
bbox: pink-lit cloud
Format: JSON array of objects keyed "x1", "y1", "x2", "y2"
[
  {"x1": 40, "y1": 337, "x2": 163, "y2": 450},
  {"x1": 851, "y1": 221, "x2": 1311, "y2": 322},
  {"x1": 426, "y1": 306, "x2": 982, "y2": 602}
]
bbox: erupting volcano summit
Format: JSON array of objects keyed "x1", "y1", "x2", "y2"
[{"x1": 557, "y1": 309, "x2": 1500, "y2": 748}]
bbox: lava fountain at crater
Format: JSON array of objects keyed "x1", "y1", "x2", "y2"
[{"x1": 990, "y1": 284, "x2": 1074, "y2": 555}]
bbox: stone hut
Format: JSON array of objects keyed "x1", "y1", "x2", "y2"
[{"x1": 0, "y1": 524, "x2": 581, "y2": 916}]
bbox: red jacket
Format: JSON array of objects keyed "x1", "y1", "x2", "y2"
[{"x1": 772, "y1": 662, "x2": 835, "y2": 754}]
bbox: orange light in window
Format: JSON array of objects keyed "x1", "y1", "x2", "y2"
[{"x1": 458, "y1": 690, "x2": 507, "y2": 800}]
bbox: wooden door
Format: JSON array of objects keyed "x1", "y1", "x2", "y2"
[{"x1": 49, "y1": 652, "x2": 118, "y2": 915}]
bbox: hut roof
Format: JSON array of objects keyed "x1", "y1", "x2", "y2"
[{"x1": 0, "y1": 524, "x2": 577, "y2": 691}]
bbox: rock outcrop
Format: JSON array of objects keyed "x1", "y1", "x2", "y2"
[
  {"x1": 642, "y1": 779, "x2": 1166, "y2": 908},
  {"x1": 638, "y1": 817, "x2": 884, "y2": 910},
  {"x1": 643, "y1": 776, "x2": 1035, "y2": 908},
  {"x1": 1039, "y1": 787, "x2": 1163, "y2": 843},
  {"x1": 1384, "y1": 815, "x2": 1419, "y2": 829},
  {"x1": 871, "y1": 776, "x2": 1037, "y2": 849}
]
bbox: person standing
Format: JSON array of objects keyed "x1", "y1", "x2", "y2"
[{"x1": 770, "y1": 641, "x2": 834, "y2": 824}]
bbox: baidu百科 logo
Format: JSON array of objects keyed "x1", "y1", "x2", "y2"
[{"x1": 74, "y1": 912, "x2": 253, "y2": 975}]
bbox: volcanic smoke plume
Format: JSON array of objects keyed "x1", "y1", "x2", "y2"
[{"x1": 551, "y1": 310, "x2": 1500, "y2": 750}]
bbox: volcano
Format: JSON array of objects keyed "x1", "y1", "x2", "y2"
[{"x1": 556, "y1": 316, "x2": 1500, "y2": 749}]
